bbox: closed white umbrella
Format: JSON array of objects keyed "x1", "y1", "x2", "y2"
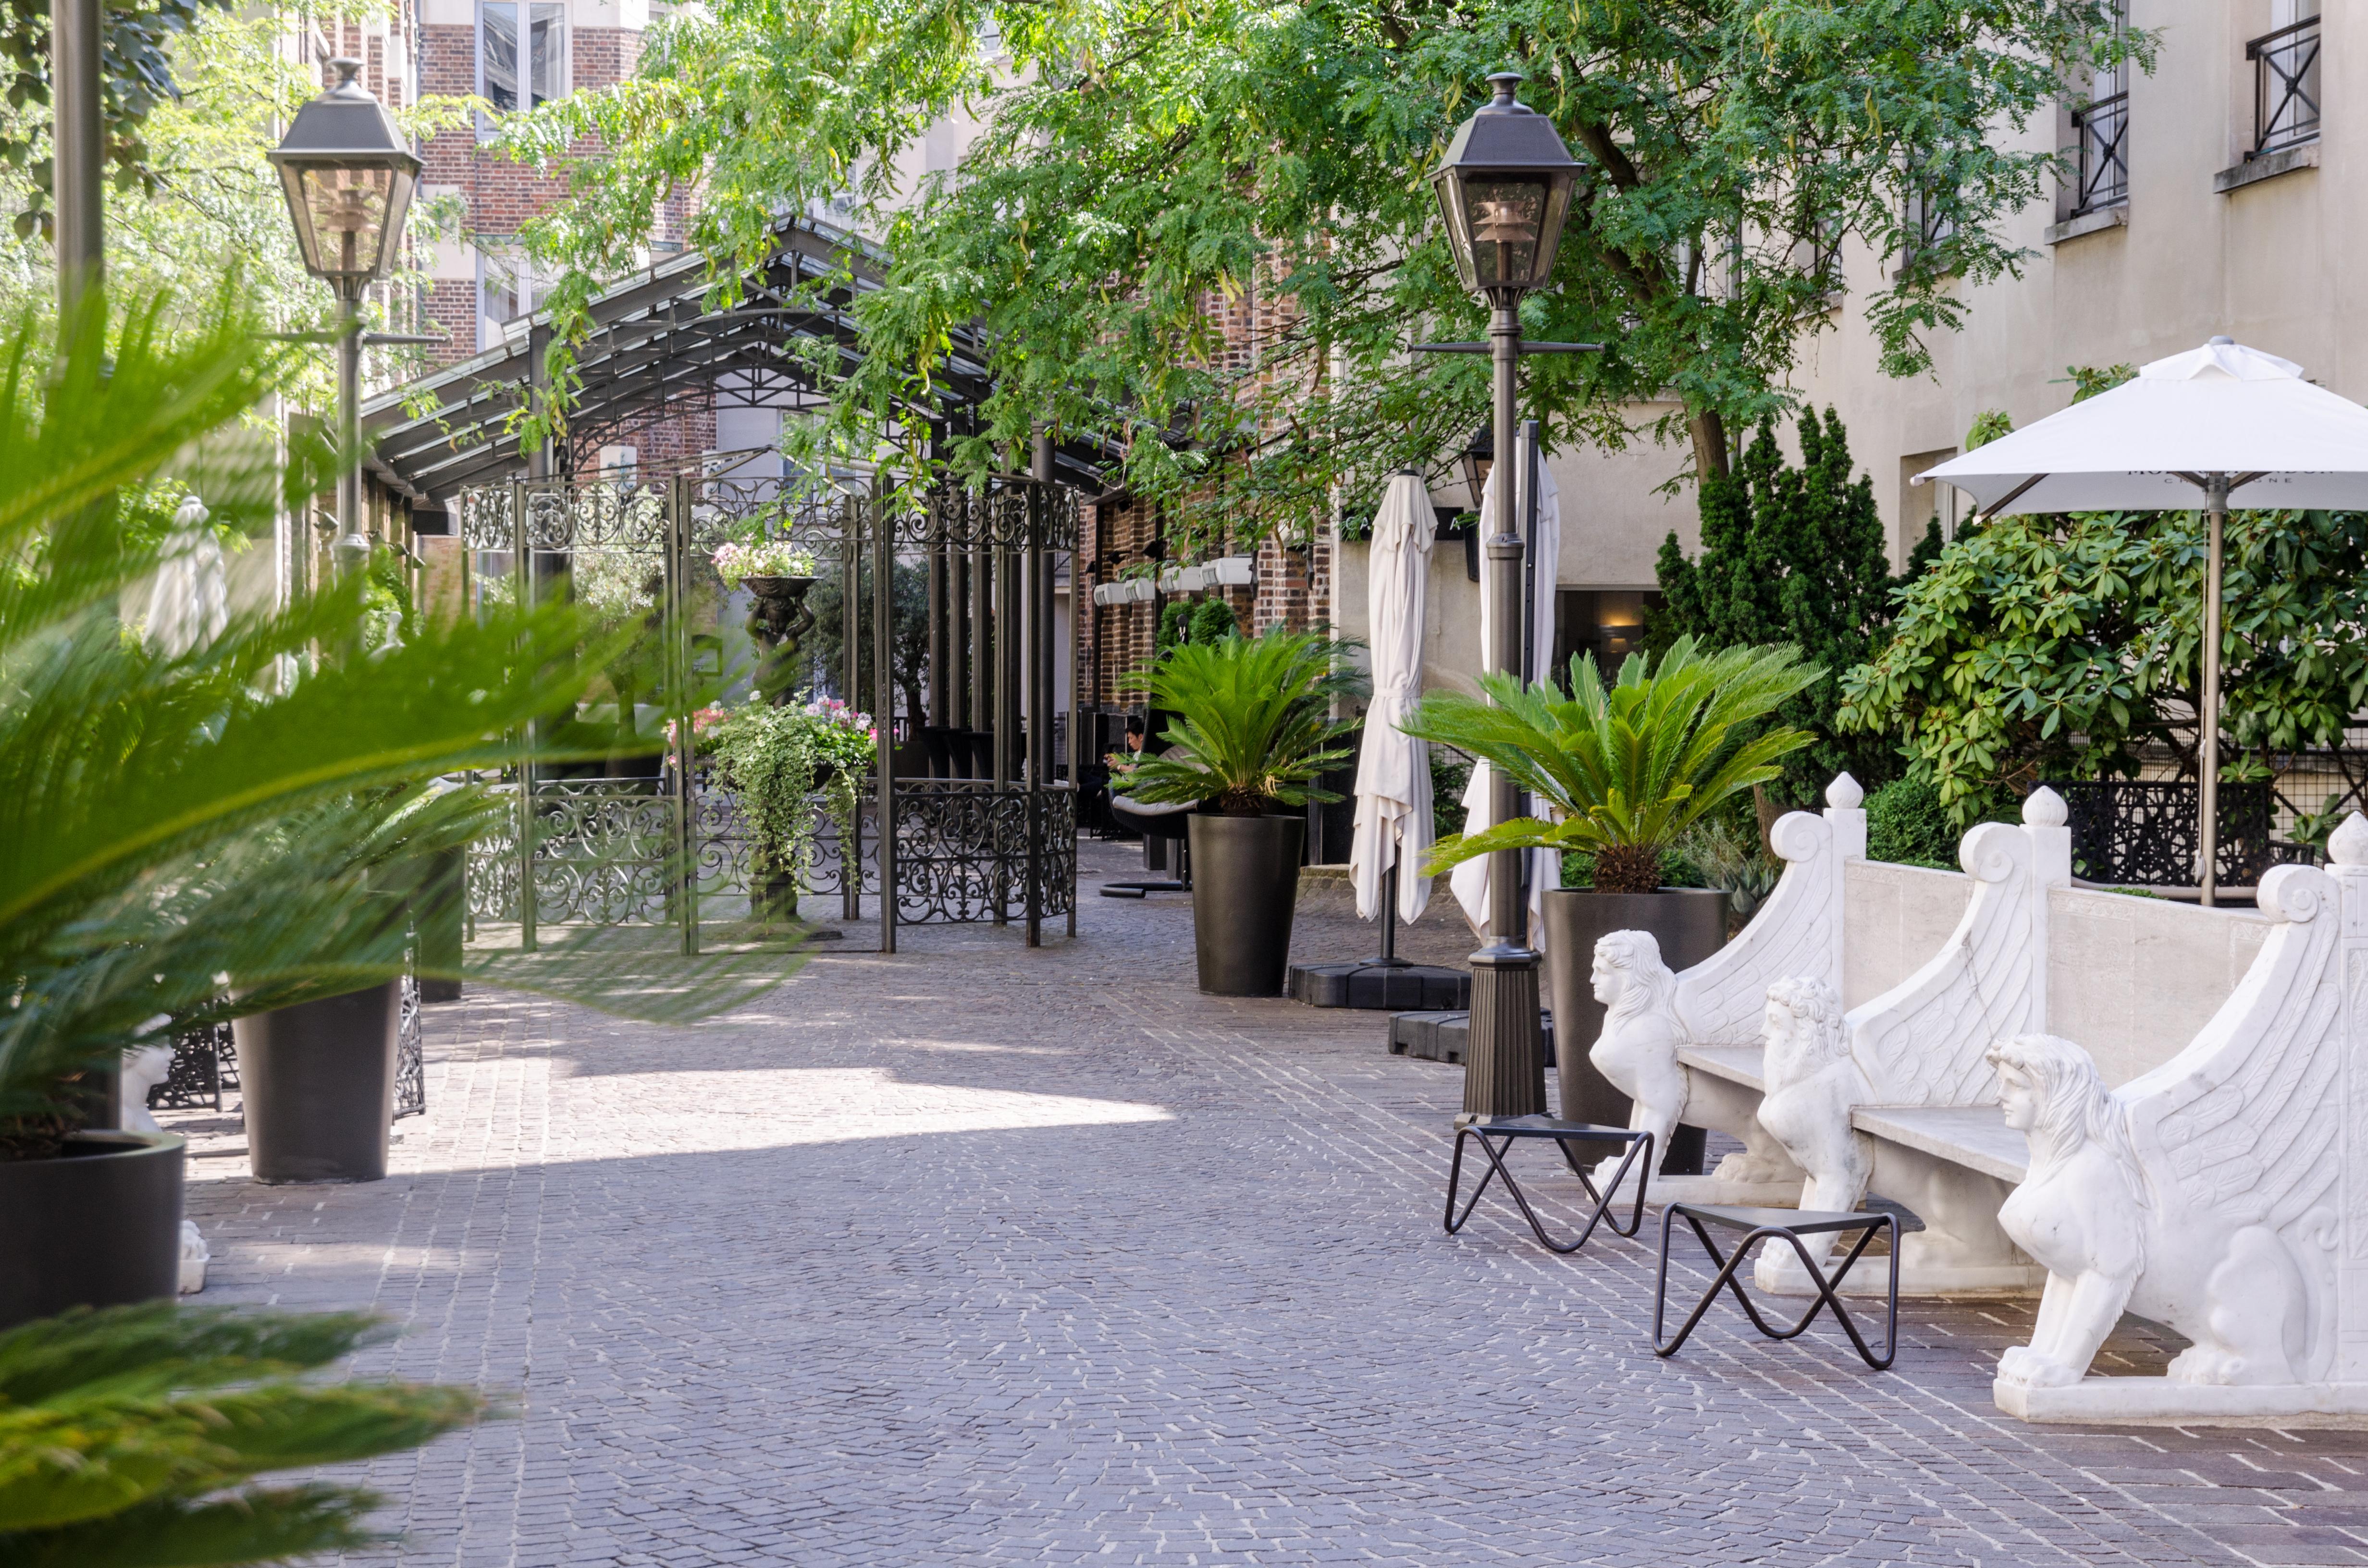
[
  {"x1": 145, "y1": 498, "x2": 228, "y2": 658},
  {"x1": 1919, "y1": 336, "x2": 2368, "y2": 904},
  {"x1": 1452, "y1": 453, "x2": 1561, "y2": 937},
  {"x1": 1350, "y1": 470, "x2": 1435, "y2": 923}
]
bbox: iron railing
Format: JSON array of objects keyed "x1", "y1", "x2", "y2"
[
  {"x1": 2071, "y1": 91, "x2": 2129, "y2": 215},
  {"x1": 2048, "y1": 779, "x2": 2317, "y2": 888},
  {"x1": 2249, "y1": 17, "x2": 2322, "y2": 159}
]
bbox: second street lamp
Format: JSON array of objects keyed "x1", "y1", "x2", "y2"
[
  {"x1": 269, "y1": 58, "x2": 421, "y2": 580},
  {"x1": 1431, "y1": 71, "x2": 1580, "y2": 1118}
]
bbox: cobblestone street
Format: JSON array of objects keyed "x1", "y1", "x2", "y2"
[{"x1": 173, "y1": 840, "x2": 2368, "y2": 1567}]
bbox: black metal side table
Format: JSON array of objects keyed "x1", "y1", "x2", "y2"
[
  {"x1": 1652, "y1": 1204, "x2": 1899, "y2": 1370},
  {"x1": 1443, "y1": 1115, "x2": 1654, "y2": 1254}
]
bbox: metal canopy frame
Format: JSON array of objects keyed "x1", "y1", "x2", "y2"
[{"x1": 362, "y1": 214, "x2": 1107, "y2": 502}]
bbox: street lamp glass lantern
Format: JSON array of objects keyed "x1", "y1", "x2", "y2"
[
  {"x1": 1431, "y1": 73, "x2": 1579, "y2": 298},
  {"x1": 269, "y1": 59, "x2": 421, "y2": 287},
  {"x1": 1460, "y1": 423, "x2": 1493, "y2": 506}
]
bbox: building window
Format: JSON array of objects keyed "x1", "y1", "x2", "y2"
[
  {"x1": 2069, "y1": 0, "x2": 2128, "y2": 216},
  {"x1": 478, "y1": 0, "x2": 567, "y2": 125},
  {"x1": 2248, "y1": 1, "x2": 2321, "y2": 159},
  {"x1": 476, "y1": 250, "x2": 548, "y2": 351}
]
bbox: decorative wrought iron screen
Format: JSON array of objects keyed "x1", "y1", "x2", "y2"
[{"x1": 2249, "y1": 17, "x2": 2321, "y2": 158}]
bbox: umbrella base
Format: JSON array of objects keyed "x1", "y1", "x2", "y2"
[
  {"x1": 1290, "y1": 960, "x2": 1469, "y2": 1011},
  {"x1": 1387, "y1": 1008, "x2": 1555, "y2": 1068}
]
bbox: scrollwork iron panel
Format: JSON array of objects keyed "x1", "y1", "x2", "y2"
[
  {"x1": 2052, "y1": 779, "x2": 2278, "y2": 887},
  {"x1": 527, "y1": 779, "x2": 680, "y2": 925},
  {"x1": 397, "y1": 970, "x2": 425, "y2": 1119}
]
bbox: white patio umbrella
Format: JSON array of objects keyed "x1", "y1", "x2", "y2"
[
  {"x1": 1451, "y1": 453, "x2": 1562, "y2": 938},
  {"x1": 1918, "y1": 336, "x2": 2368, "y2": 904},
  {"x1": 145, "y1": 498, "x2": 228, "y2": 658},
  {"x1": 1350, "y1": 470, "x2": 1435, "y2": 927}
]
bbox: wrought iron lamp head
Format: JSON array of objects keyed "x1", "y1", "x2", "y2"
[
  {"x1": 1459, "y1": 423, "x2": 1494, "y2": 506},
  {"x1": 1431, "y1": 72, "x2": 1579, "y2": 304},
  {"x1": 269, "y1": 58, "x2": 421, "y2": 296}
]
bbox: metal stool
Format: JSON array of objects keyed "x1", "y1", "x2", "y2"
[
  {"x1": 1652, "y1": 1204, "x2": 1900, "y2": 1370},
  {"x1": 1444, "y1": 1115, "x2": 1654, "y2": 1254}
]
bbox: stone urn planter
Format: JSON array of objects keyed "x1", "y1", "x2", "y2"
[
  {"x1": 234, "y1": 979, "x2": 402, "y2": 1184},
  {"x1": 0, "y1": 1129, "x2": 185, "y2": 1328},
  {"x1": 1542, "y1": 886, "x2": 1728, "y2": 1171},
  {"x1": 1187, "y1": 813, "x2": 1307, "y2": 995}
]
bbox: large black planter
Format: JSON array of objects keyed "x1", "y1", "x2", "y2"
[
  {"x1": 417, "y1": 845, "x2": 465, "y2": 1004},
  {"x1": 0, "y1": 1130, "x2": 185, "y2": 1328},
  {"x1": 234, "y1": 979, "x2": 402, "y2": 1184},
  {"x1": 1542, "y1": 887, "x2": 1728, "y2": 1172},
  {"x1": 1187, "y1": 813, "x2": 1306, "y2": 995}
]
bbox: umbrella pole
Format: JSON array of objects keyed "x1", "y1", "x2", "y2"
[
  {"x1": 1377, "y1": 855, "x2": 1400, "y2": 967},
  {"x1": 2199, "y1": 473, "x2": 2229, "y2": 909}
]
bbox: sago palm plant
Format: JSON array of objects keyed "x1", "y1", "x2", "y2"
[
  {"x1": 0, "y1": 1303, "x2": 490, "y2": 1566},
  {"x1": 1400, "y1": 637, "x2": 1820, "y2": 894},
  {"x1": 1116, "y1": 628, "x2": 1365, "y2": 815}
]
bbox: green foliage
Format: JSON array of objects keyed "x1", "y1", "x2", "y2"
[
  {"x1": 1117, "y1": 629, "x2": 1364, "y2": 814},
  {"x1": 1965, "y1": 409, "x2": 2014, "y2": 450},
  {"x1": 703, "y1": 698, "x2": 871, "y2": 897},
  {"x1": 1400, "y1": 637, "x2": 1820, "y2": 894},
  {"x1": 1429, "y1": 745, "x2": 1471, "y2": 839},
  {"x1": 1676, "y1": 816, "x2": 1779, "y2": 920},
  {"x1": 1187, "y1": 597, "x2": 1236, "y2": 646},
  {"x1": 1864, "y1": 773, "x2": 1958, "y2": 869},
  {"x1": 495, "y1": 0, "x2": 2141, "y2": 538},
  {"x1": 2064, "y1": 363, "x2": 2137, "y2": 403},
  {"x1": 1647, "y1": 409, "x2": 1912, "y2": 800},
  {"x1": 1558, "y1": 846, "x2": 1706, "y2": 892},
  {"x1": 0, "y1": 287, "x2": 785, "y2": 1148},
  {"x1": 1838, "y1": 507, "x2": 2368, "y2": 825},
  {"x1": 0, "y1": 1302, "x2": 488, "y2": 1565},
  {"x1": 804, "y1": 557, "x2": 928, "y2": 723}
]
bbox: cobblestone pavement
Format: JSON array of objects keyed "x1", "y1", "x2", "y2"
[{"x1": 172, "y1": 839, "x2": 2368, "y2": 1567}]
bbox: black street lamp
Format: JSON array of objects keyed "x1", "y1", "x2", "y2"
[
  {"x1": 1431, "y1": 72, "x2": 1579, "y2": 1118},
  {"x1": 269, "y1": 59, "x2": 420, "y2": 577}
]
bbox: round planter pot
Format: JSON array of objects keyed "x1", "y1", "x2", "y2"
[
  {"x1": 1187, "y1": 813, "x2": 1307, "y2": 996},
  {"x1": 1542, "y1": 886, "x2": 1729, "y2": 1172},
  {"x1": 234, "y1": 979, "x2": 402, "y2": 1184},
  {"x1": 0, "y1": 1130, "x2": 185, "y2": 1329}
]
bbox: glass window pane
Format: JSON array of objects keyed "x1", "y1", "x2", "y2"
[
  {"x1": 481, "y1": 2, "x2": 519, "y2": 114},
  {"x1": 530, "y1": 4, "x2": 566, "y2": 107}
]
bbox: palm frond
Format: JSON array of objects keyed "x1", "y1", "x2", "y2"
[
  {"x1": 1117, "y1": 629, "x2": 1364, "y2": 813},
  {"x1": 1403, "y1": 636, "x2": 1820, "y2": 876}
]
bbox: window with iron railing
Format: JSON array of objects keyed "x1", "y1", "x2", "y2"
[
  {"x1": 2071, "y1": 91, "x2": 2129, "y2": 215},
  {"x1": 2248, "y1": 13, "x2": 2321, "y2": 158}
]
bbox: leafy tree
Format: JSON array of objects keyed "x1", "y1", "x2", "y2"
[
  {"x1": 1648, "y1": 408, "x2": 1906, "y2": 801},
  {"x1": 494, "y1": 0, "x2": 2140, "y2": 544},
  {"x1": 805, "y1": 558, "x2": 929, "y2": 725},
  {"x1": 0, "y1": 1303, "x2": 487, "y2": 1566},
  {"x1": 1837, "y1": 506, "x2": 2368, "y2": 826}
]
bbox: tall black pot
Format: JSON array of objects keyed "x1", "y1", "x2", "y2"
[
  {"x1": 0, "y1": 1130, "x2": 185, "y2": 1328},
  {"x1": 417, "y1": 845, "x2": 465, "y2": 1004},
  {"x1": 1186, "y1": 813, "x2": 1306, "y2": 995},
  {"x1": 1542, "y1": 887, "x2": 1728, "y2": 1172},
  {"x1": 234, "y1": 979, "x2": 402, "y2": 1184}
]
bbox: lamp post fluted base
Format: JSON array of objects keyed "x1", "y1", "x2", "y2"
[{"x1": 1463, "y1": 945, "x2": 1546, "y2": 1118}]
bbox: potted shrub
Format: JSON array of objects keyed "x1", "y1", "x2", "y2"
[
  {"x1": 1117, "y1": 629, "x2": 1363, "y2": 994},
  {"x1": 1404, "y1": 636, "x2": 1818, "y2": 1126}
]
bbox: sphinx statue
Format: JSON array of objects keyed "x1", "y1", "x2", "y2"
[
  {"x1": 1586, "y1": 931, "x2": 1803, "y2": 1203},
  {"x1": 1989, "y1": 1030, "x2": 2333, "y2": 1409}
]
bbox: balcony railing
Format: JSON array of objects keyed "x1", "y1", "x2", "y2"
[
  {"x1": 2248, "y1": 16, "x2": 2322, "y2": 159},
  {"x1": 2071, "y1": 91, "x2": 2129, "y2": 215}
]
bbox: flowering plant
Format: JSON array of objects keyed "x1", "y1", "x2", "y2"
[
  {"x1": 664, "y1": 705, "x2": 730, "y2": 755},
  {"x1": 703, "y1": 694, "x2": 877, "y2": 921},
  {"x1": 713, "y1": 539, "x2": 819, "y2": 588}
]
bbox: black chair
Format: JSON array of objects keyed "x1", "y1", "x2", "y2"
[
  {"x1": 1652, "y1": 1203, "x2": 1899, "y2": 1370},
  {"x1": 1443, "y1": 1115, "x2": 1654, "y2": 1254}
]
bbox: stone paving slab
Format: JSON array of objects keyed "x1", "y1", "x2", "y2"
[{"x1": 168, "y1": 838, "x2": 2368, "y2": 1567}]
